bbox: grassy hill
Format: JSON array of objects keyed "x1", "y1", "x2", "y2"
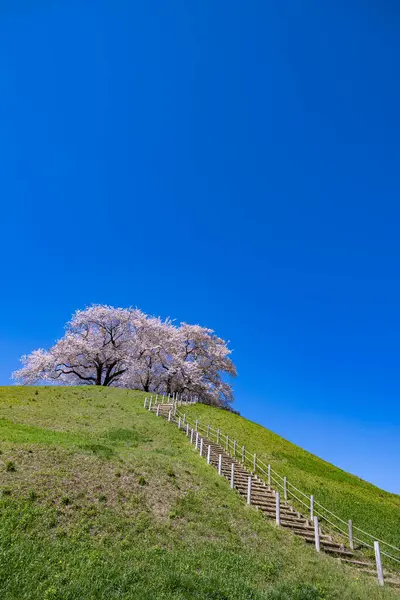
[{"x1": 0, "y1": 386, "x2": 398, "y2": 600}]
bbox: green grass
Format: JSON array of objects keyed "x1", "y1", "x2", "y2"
[
  {"x1": 183, "y1": 404, "x2": 400, "y2": 553},
  {"x1": 0, "y1": 386, "x2": 398, "y2": 600}
]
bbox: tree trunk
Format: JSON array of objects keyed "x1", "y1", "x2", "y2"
[{"x1": 96, "y1": 364, "x2": 103, "y2": 386}]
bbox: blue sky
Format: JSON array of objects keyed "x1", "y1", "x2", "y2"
[{"x1": 1, "y1": 0, "x2": 399, "y2": 493}]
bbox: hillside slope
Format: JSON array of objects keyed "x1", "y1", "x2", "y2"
[
  {"x1": 0, "y1": 386, "x2": 397, "y2": 600},
  {"x1": 182, "y1": 403, "x2": 400, "y2": 554}
]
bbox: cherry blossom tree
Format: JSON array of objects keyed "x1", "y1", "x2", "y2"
[
  {"x1": 167, "y1": 324, "x2": 237, "y2": 405},
  {"x1": 13, "y1": 305, "x2": 141, "y2": 387},
  {"x1": 12, "y1": 304, "x2": 237, "y2": 405}
]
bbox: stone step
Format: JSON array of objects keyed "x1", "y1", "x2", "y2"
[
  {"x1": 229, "y1": 478, "x2": 272, "y2": 489},
  {"x1": 340, "y1": 558, "x2": 374, "y2": 568},
  {"x1": 250, "y1": 501, "x2": 298, "y2": 515},
  {"x1": 321, "y1": 544, "x2": 354, "y2": 557},
  {"x1": 290, "y1": 528, "x2": 332, "y2": 541},
  {"x1": 263, "y1": 515, "x2": 310, "y2": 527},
  {"x1": 279, "y1": 520, "x2": 323, "y2": 532},
  {"x1": 252, "y1": 508, "x2": 301, "y2": 521},
  {"x1": 220, "y1": 472, "x2": 264, "y2": 484}
]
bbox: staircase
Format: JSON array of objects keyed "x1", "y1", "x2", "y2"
[{"x1": 149, "y1": 400, "x2": 400, "y2": 590}]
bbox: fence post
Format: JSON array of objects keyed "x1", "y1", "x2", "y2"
[
  {"x1": 314, "y1": 517, "x2": 320, "y2": 552},
  {"x1": 168, "y1": 394, "x2": 170, "y2": 402},
  {"x1": 207, "y1": 424, "x2": 211, "y2": 437},
  {"x1": 217, "y1": 429, "x2": 220, "y2": 444},
  {"x1": 374, "y1": 541, "x2": 384, "y2": 586},
  {"x1": 168, "y1": 409, "x2": 171, "y2": 421},
  {"x1": 310, "y1": 495, "x2": 314, "y2": 522},
  {"x1": 241, "y1": 446, "x2": 245, "y2": 463},
  {"x1": 195, "y1": 420, "x2": 199, "y2": 433},
  {"x1": 183, "y1": 414, "x2": 186, "y2": 425},
  {"x1": 218, "y1": 454, "x2": 222, "y2": 475},
  {"x1": 144, "y1": 398, "x2": 148, "y2": 409},
  {"x1": 283, "y1": 476, "x2": 288, "y2": 502},
  {"x1": 268, "y1": 464, "x2": 271, "y2": 488},
  {"x1": 149, "y1": 398, "x2": 152, "y2": 411},
  {"x1": 276, "y1": 492, "x2": 281, "y2": 525},
  {"x1": 253, "y1": 454, "x2": 257, "y2": 473},
  {"x1": 233, "y1": 440, "x2": 237, "y2": 458},
  {"x1": 230, "y1": 463, "x2": 235, "y2": 488},
  {"x1": 156, "y1": 404, "x2": 160, "y2": 417},
  {"x1": 207, "y1": 445, "x2": 211, "y2": 464},
  {"x1": 247, "y1": 476, "x2": 252, "y2": 504},
  {"x1": 348, "y1": 520, "x2": 354, "y2": 550},
  {"x1": 199, "y1": 438, "x2": 203, "y2": 456},
  {"x1": 226, "y1": 435, "x2": 229, "y2": 452},
  {"x1": 195, "y1": 432, "x2": 199, "y2": 449},
  {"x1": 190, "y1": 429, "x2": 194, "y2": 444},
  {"x1": 155, "y1": 394, "x2": 158, "y2": 402},
  {"x1": 186, "y1": 423, "x2": 189, "y2": 436},
  {"x1": 178, "y1": 417, "x2": 181, "y2": 429}
]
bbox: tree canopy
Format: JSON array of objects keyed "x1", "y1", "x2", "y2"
[{"x1": 12, "y1": 305, "x2": 236, "y2": 406}]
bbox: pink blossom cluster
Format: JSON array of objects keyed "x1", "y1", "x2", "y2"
[{"x1": 12, "y1": 304, "x2": 237, "y2": 406}]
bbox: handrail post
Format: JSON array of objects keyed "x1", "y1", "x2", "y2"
[
  {"x1": 268, "y1": 464, "x2": 271, "y2": 489},
  {"x1": 230, "y1": 463, "x2": 235, "y2": 488},
  {"x1": 241, "y1": 446, "x2": 245, "y2": 463},
  {"x1": 144, "y1": 398, "x2": 148, "y2": 409},
  {"x1": 186, "y1": 423, "x2": 189, "y2": 436},
  {"x1": 253, "y1": 453, "x2": 257, "y2": 473},
  {"x1": 247, "y1": 476, "x2": 252, "y2": 504},
  {"x1": 207, "y1": 424, "x2": 210, "y2": 437},
  {"x1": 233, "y1": 440, "x2": 237, "y2": 458},
  {"x1": 217, "y1": 429, "x2": 220, "y2": 444},
  {"x1": 195, "y1": 432, "x2": 199, "y2": 449},
  {"x1": 168, "y1": 409, "x2": 171, "y2": 421},
  {"x1": 374, "y1": 541, "x2": 384, "y2": 586},
  {"x1": 156, "y1": 404, "x2": 160, "y2": 417},
  {"x1": 314, "y1": 517, "x2": 320, "y2": 552},
  {"x1": 226, "y1": 435, "x2": 229, "y2": 452},
  {"x1": 276, "y1": 492, "x2": 281, "y2": 525},
  {"x1": 190, "y1": 428, "x2": 194, "y2": 444},
  {"x1": 195, "y1": 420, "x2": 199, "y2": 433},
  {"x1": 207, "y1": 445, "x2": 211, "y2": 464},
  {"x1": 149, "y1": 398, "x2": 152, "y2": 411},
  {"x1": 348, "y1": 519, "x2": 354, "y2": 550},
  {"x1": 199, "y1": 438, "x2": 203, "y2": 456},
  {"x1": 177, "y1": 416, "x2": 181, "y2": 429},
  {"x1": 183, "y1": 413, "x2": 186, "y2": 425},
  {"x1": 310, "y1": 495, "x2": 314, "y2": 522},
  {"x1": 218, "y1": 454, "x2": 222, "y2": 475},
  {"x1": 283, "y1": 476, "x2": 287, "y2": 502}
]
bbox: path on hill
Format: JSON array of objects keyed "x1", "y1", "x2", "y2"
[{"x1": 146, "y1": 398, "x2": 400, "y2": 592}]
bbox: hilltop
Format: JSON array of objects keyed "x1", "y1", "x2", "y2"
[{"x1": 0, "y1": 386, "x2": 398, "y2": 600}]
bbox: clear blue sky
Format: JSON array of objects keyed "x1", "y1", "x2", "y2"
[{"x1": 1, "y1": 1, "x2": 399, "y2": 493}]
